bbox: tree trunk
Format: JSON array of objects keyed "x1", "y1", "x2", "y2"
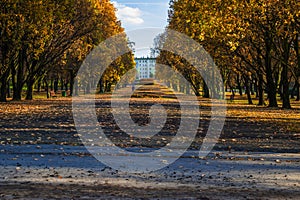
[
  {"x1": 50, "y1": 79, "x2": 54, "y2": 91},
  {"x1": 0, "y1": 69, "x2": 10, "y2": 102},
  {"x1": 37, "y1": 78, "x2": 42, "y2": 93},
  {"x1": 186, "y1": 83, "x2": 190, "y2": 95},
  {"x1": 236, "y1": 74, "x2": 243, "y2": 96},
  {"x1": 281, "y1": 39, "x2": 291, "y2": 109},
  {"x1": 250, "y1": 78, "x2": 255, "y2": 95},
  {"x1": 104, "y1": 81, "x2": 112, "y2": 93},
  {"x1": 12, "y1": 81, "x2": 22, "y2": 101},
  {"x1": 278, "y1": 76, "x2": 283, "y2": 100},
  {"x1": 263, "y1": 33, "x2": 278, "y2": 107},
  {"x1": 257, "y1": 73, "x2": 265, "y2": 106},
  {"x1": 69, "y1": 69, "x2": 79, "y2": 96},
  {"x1": 265, "y1": 59, "x2": 278, "y2": 107},
  {"x1": 61, "y1": 77, "x2": 64, "y2": 91},
  {"x1": 172, "y1": 83, "x2": 178, "y2": 92},
  {"x1": 294, "y1": 35, "x2": 300, "y2": 101},
  {"x1": 64, "y1": 81, "x2": 68, "y2": 92},
  {"x1": 70, "y1": 80, "x2": 74, "y2": 97},
  {"x1": 291, "y1": 82, "x2": 297, "y2": 99},
  {"x1": 74, "y1": 79, "x2": 79, "y2": 96},
  {"x1": 166, "y1": 81, "x2": 171, "y2": 88},
  {"x1": 189, "y1": 80, "x2": 200, "y2": 96},
  {"x1": 244, "y1": 76, "x2": 253, "y2": 105},
  {"x1": 12, "y1": 61, "x2": 24, "y2": 101},
  {"x1": 44, "y1": 79, "x2": 50, "y2": 98},
  {"x1": 0, "y1": 83, "x2": 7, "y2": 102},
  {"x1": 54, "y1": 79, "x2": 58, "y2": 93},
  {"x1": 0, "y1": 78, "x2": 7, "y2": 102},
  {"x1": 86, "y1": 81, "x2": 91, "y2": 94},
  {"x1": 229, "y1": 86, "x2": 235, "y2": 97},
  {"x1": 203, "y1": 81, "x2": 209, "y2": 98},
  {"x1": 99, "y1": 77, "x2": 104, "y2": 94},
  {"x1": 7, "y1": 79, "x2": 11, "y2": 99},
  {"x1": 266, "y1": 77, "x2": 278, "y2": 107},
  {"x1": 11, "y1": 49, "x2": 25, "y2": 101},
  {"x1": 25, "y1": 78, "x2": 34, "y2": 100},
  {"x1": 254, "y1": 78, "x2": 259, "y2": 98},
  {"x1": 296, "y1": 80, "x2": 300, "y2": 101}
]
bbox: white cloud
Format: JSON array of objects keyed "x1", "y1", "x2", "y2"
[{"x1": 113, "y1": 2, "x2": 144, "y2": 25}]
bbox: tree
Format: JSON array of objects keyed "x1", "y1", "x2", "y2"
[
  {"x1": 0, "y1": 0, "x2": 24, "y2": 101},
  {"x1": 160, "y1": 0, "x2": 299, "y2": 109},
  {"x1": 0, "y1": 0, "x2": 134, "y2": 101}
]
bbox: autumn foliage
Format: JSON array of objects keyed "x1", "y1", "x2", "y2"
[
  {"x1": 156, "y1": 0, "x2": 300, "y2": 109},
  {"x1": 0, "y1": 0, "x2": 134, "y2": 101}
]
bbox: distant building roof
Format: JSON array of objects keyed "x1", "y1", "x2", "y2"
[{"x1": 134, "y1": 57, "x2": 156, "y2": 60}]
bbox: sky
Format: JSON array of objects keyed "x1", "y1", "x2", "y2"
[{"x1": 112, "y1": 0, "x2": 170, "y2": 57}]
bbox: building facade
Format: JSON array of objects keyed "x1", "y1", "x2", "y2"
[{"x1": 135, "y1": 57, "x2": 156, "y2": 80}]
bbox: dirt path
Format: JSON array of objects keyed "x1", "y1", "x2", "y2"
[
  {"x1": 0, "y1": 145, "x2": 299, "y2": 199},
  {"x1": 0, "y1": 94, "x2": 299, "y2": 199}
]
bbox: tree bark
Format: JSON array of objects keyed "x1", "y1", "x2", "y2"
[
  {"x1": 11, "y1": 49, "x2": 25, "y2": 101},
  {"x1": 64, "y1": 81, "x2": 68, "y2": 92},
  {"x1": 296, "y1": 80, "x2": 300, "y2": 101},
  {"x1": 189, "y1": 79, "x2": 200, "y2": 96},
  {"x1": 12, "y1": 57, "x2": 24, "y2": 101},
  {"x1": 281, "y1": 39, "x2": 291, "y2": 109},
  {"x1": 250, "y1": 79, "x2": 255, "y2": 95},
  {"x1": 50, "y1": 79, "x2": 54, "y2": 91},
  {"x1": 74, "y1": 79, "x2": 79, "y2": 96},
  {"x1": 254, "y1": 78, "x2": 259, "y2": 98},
  {"x1": 37, "y1": 78, "x2": 42, "y2": 93},
  {"x1": 257, "y1": 73, "x2": 265, "y2": 106},
  {"x1": 25, "y1": 78, "x2": 34, "y2": 100},
  {"x1": 291, "y1": 82, "x2": 297, "y2": 99},
  {"x1": 98, "y1": 77, "x2": 104, "y2": 94},
  {"x1": 203, "y1": 81, "x2": 209, "y2": 98},
  {"x1": 236, "y1": 74, "x2": 243, "y2": 96},
  {"x1": 86, "y1": 81, "x2": 91, "y2": 94},
  {"x1": 60, "y1": 77, "x2": 64, "y2": 91},
  {"x1": 294, "y1": 35, "x2": 300, "y2": 101},
  {"x1": 0, "y1": 79, "x2": 7, "y2": 102},
  {"x1": 186, "y1": 83, "x2": 190, "y2": 95},
  {"x1": 54, "y1": 79, "x2": 58, "y2": 93},
  {"x1": 265, "y1": 38, "x2": 278, "y2": 107},
  {"x1": 6, "y1": 80, "x2": 11, "y2": 99},
  {"x1": 278, "y1": 76, "x2": 283, "y2": 100},
  {"x1": 44, "y1": 79, "x2": 50, "y2": 98},
  {"x1": 69, "y1": 69, "x2": 79, "y2": 96},
  {"x1": 244, "y1": 76, "x2": 253, "y2": 105},
  {"x1": 0, "y1": 69, "x2": 10, "y2": 102}
]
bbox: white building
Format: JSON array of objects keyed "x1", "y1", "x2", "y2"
[{"x1": 135, "y1": 57, "x2": 156, "y2": 80}]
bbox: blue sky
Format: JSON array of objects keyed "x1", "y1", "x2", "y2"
[{"x1": 112, "y1": 0, "x2": 170, "y2": 57}]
